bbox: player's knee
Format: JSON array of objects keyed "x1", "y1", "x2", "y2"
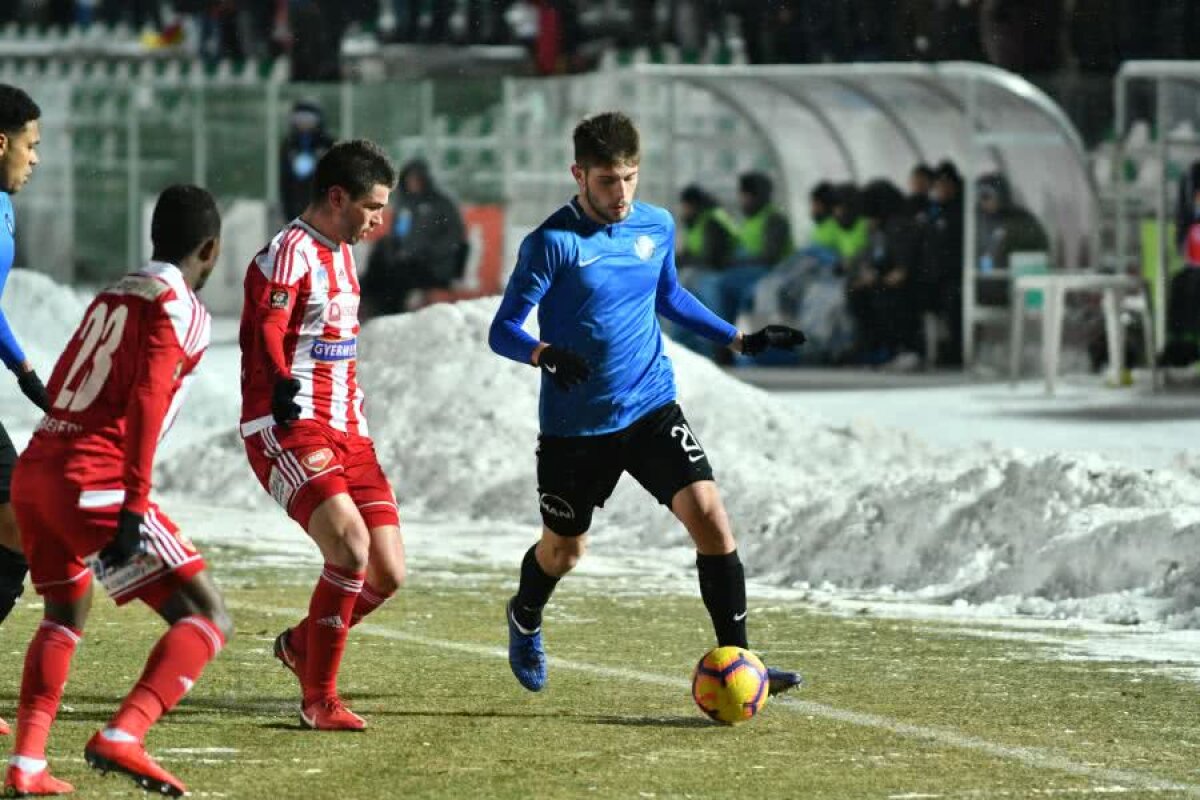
[
  {"x1": 544, "y1": 538, "x2": 585, "y2": 575},
  {"x1": 329, "y1": 524, "x2": 370, "y2": 571}
]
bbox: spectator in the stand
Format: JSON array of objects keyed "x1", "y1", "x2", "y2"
[
  {"x1": 827, "y1": 183, "x2": 870, "y2": 264},
  {"x1": 981, "y1": 0, "x2": 1064, "y2": 73},
  {"x1": 678, "y1": 185, "x2": 738, "y2": 271},
  {"x1": 976, "y1": 173, "x2": 1049, "y2": 273},
  {"x1": 895, "y1": 0, "x2": 985, "y2": 61},
  {"x1": 361, "y1": 158, "x2": 468, "y2": 319},
  {"x1": 736, "y1": 171, "x2": 793, "y2": 268},
  {"x1": 907, "y1": 163, "x2": 934, "y2": 218},
  {"x1": 846, "y1": 179, "x2": 923, "y2": 368},
  {"x1": 290, "y1": 0, "x2": 345, "y2": 81},
  {"x1": 99, "y1": 0, "x2": 161, "y2": 30},
  {"x1": 391, "y1": 0, "x2": 451, "y2": 43},
  {"x1": 279, "y1": 99, "x2": 335, "y2": 222},
  {"x1": 916, "y1": 160, "x2": 965, "y2": 365}
]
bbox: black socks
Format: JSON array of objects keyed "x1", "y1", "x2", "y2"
[
  {"x1": 697, "y1": 550, "x2": 749, "y2": 649},
  {"x1": 512, "y1": 544, "x2": 560, "y2": 632}
]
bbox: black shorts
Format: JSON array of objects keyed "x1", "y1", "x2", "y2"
[
  {"x1": 536, "y1": 402, "x2": 715, "y2": 536},
  {"x1": 0, "y1": 421, "x2": 15, "y2": 505}
]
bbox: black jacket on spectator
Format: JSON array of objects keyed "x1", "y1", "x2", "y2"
[
  {"x1": 917, "y1": 164, "x2": 966, "y2": 365},
  {"x1": 847, "y1": 180, "x2": 923, "y2": 358},
  {"x1": 362, "y1": 159, "x2": 468, "y2": 317},
  {"x1": 279, "y1": 101, "x2": 334, "y2": 222}
]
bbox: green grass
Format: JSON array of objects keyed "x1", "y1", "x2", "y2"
[{"x1": 1, "y1": 547, "x2": 1198, "y2": 799}]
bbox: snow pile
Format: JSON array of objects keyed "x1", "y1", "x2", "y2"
[{"x1": 158, "y1": 297, "x2": 1200, "y2": 625}]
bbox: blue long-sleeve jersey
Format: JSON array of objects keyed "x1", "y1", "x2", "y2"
[
  {"x1": 0, "y1": 193, "x2": 27, "y2": 372},
  {"x1": 489, "y1": 198, "x2": 737, "y2": 436}
]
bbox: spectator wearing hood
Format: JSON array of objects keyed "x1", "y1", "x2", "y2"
[
  {"x1": 362, "y1": 159, "x2": 468, "y2": 318},
  {"x1": 678, "y1": 185, "x2": 738, "y2": 271},
  {"x1": 736, "y1": 172, "x2": 793, "y2": 268},
  {"x1": 846, "y1": 179, "x2": 923, "y2": 367},
  {"x1": 976, "y1": 173, "x2": 1048, "y2": 273},
  {"x1": 916, "y1": 160, "x2": 966, "y2": 365},
  {"x1": 907, "y1": 163, "x2": 934, "y2": 219},
  {"x1": 279, "y1": 99, "x2": 334, "y2": 222}
]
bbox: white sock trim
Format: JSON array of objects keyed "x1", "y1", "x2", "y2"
[{"x1": 9, "y1": 755, "x2": 47, "y2": 773}]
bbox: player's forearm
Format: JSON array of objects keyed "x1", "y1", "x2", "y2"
[
  {"x1": 260, "y1": 309, "x2": 294, "y2": 380},
  {"x1": 657, "y1": 283, "x2": 738, "y2": 346},
  {"x1": 122, "y1": 384, "x2": 172, "y2": 514},
  {"x1": 122, "y1": 339, "x2": 178, "y2": 513},
  {"x1": 488, "y1": 294, "x2": 540, "y2": 365}
]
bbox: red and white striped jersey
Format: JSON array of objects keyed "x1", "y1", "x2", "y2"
[
  {"x1": 23, "y1": 261, "x2": 211, "y2": 513},
  {"x1": 239, "y1": 219, "x2": 368, "y2": 438}
]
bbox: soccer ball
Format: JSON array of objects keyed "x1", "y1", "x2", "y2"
[{"x1": 691, "y1": 646, "x2": 769, "y2": 725}]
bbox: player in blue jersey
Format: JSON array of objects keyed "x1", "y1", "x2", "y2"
[
  {"x1": 0, "y1": 85, "x2": 52, "y2": 736},
  {"x1": 489, "y1": 111, "x2": 806, "y2": 695}
]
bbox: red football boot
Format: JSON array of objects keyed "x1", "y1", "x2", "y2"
[
  {"x1": 273, "y1": 628, "x2": 306, "y2": 688},
  {"x1": 3, "y1": 763, "x2": 74, "y2": 796},
  {"x1": 83, "y1": 731, "x2": 186, "y2": 798},
  {"x1": 300, "y1": 697, "x2": 365, "y2": 731}
]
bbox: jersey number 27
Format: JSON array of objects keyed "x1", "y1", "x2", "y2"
[{"x1": 53, "y1": 303, "x2": 128, "y2": 412}]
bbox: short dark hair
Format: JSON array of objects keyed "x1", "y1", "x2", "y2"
[
  {"x1": 739, "y1": 172, "x2": 774, "y2": 202},
  {"x1": 911, "y1": 163, "x2": 934, "y2": 181},
  {"x1": 573, "y1": 112, "x2": 640, "y2": 169},
  {"x1": 151, "y1": 184, "x2": 221, "y2": 264},
  {"x1": 312, "y1": 139, "x2": 397, "y2": 204},
  {"x1": 0, "y1": 85, "x2": 40, "y2": 136}
]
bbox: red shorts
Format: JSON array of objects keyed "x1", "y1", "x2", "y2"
[
  {"x1": 243, "y1": 420, "x2": 399, "y2": 530},
  {"x1": 11, "y1": 458, "x2": 205, "y2": 607}
]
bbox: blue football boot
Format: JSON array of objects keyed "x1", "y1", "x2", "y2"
[
  {"x1": 506, "y1": 598, "x2": 547, "y2": 691},
  {"x1": 766, "y1": 666, "x2": 804, "y2": 696}
]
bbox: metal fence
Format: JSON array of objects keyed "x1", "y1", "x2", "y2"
[{"x1": 0, "y1": 62, "x2": 506, "y2": 286}]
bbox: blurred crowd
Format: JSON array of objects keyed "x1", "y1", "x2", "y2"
[
  {"x1": 672, "y1": 165, "x2": 1048, "y2": 370},
  {"x1": 4, "y1": 1, "x2": 1200, "y2": 79}
]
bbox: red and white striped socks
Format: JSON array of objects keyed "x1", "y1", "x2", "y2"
[
  {"x1": 303, "y1": 564, "x2": 366, "y2": 706},
  {"x1": 108, "y1": 615, "x2": 226, "y2": 740},
  {"x1": 13, "y1": 620, "x2": 81, "y2": 762}
]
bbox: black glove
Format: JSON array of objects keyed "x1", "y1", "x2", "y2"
[
  {"x1": 98, "y1": 508, "x2": 145, "y2": 571},
  {"x1": 538, "y1": 345, "x2": 590, "y2": 391},
  {"x1": 741, "y1": 325, "x2": 807, "y2": 357},
  {"x1": 16, "y1": 369, "x2": 51, "y2": 413},
  {"x1": 271, "y1": 377, "x2": 302, "y2": 426}
]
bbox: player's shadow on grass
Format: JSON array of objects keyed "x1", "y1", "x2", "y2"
[
  {"x1": 588, "y1": 714, "x2": 712, "y2": 729},
  {"x1": 362, "y1": 709, "x2": 710, "y2": 728}
]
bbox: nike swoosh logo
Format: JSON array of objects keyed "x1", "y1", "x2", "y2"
[
  {"x1": 544, "y1": 364, "x2": 557, "y2": 373},
  {"x1": 733, "y1": 611, "x2": 748, "y2": 621},
  {"x1": 688, "y1": 453, "x2": 706, "y2": 463},
  {"x1": 578, "y1": 255, "x2": 604, "y2": 267}
]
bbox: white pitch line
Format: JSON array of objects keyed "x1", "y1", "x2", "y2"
[{"x1": 236, "y1": 603, "x2": 1200, "y2": 796}]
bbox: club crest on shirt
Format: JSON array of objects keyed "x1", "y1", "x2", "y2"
[
  {"x1": 269, "y1": 290, "x2": 290, "y2": 309},
  {"x1": 634, "y1": 235, "x2": 655, "y2": 261}
]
